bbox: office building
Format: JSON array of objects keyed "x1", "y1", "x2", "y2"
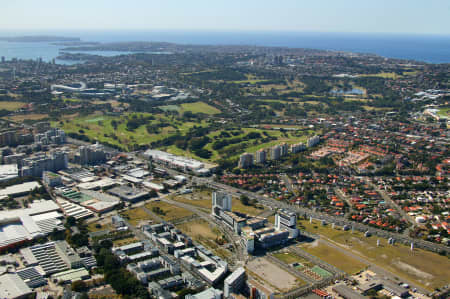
[
  {"x1": 224, "y1": 267, "x2": 246, "y2": 298},
  {"x1": 79, "y1": 143, "x2": 107, "y2": 165},
  {"x1": 42, "y1": 171, "x2": 62, "y2": 187},
  {"x1": 307, "y1": 135, "x2": 320, "y2": 148},
  {"x1": 238, "y1": 153, "x2": 253, "y2": 168},
  {"x1": 290, "y1": 142, "x2": 306, "y2": 153},
  {"x1": 212, "y1": 191, "x2": 232, "y2": 215},
  {"x1": 0, "y1": 130, "x2": 17, "y2": 147},
  {"x1": 34, "y1": 128, "x2": 66, "y2": 145},
  {"x1": 255, "y1": 149, "x2": 266, "y2": 164},
  {"x1": 271, "y1": 145, "x2": 281, "y2": 160},
  {"x1": 280, "y1": 143, "x2": 288, "y2": 157},
  {"x1": 275, "y1": 209, "x2": 299, "y2": 238},
  {"x1": 21, "y1": 151, "x2": 68, "y2": 177}
]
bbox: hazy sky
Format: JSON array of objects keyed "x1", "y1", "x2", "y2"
[{"x1": 2, "y1": 0, "x2": 450, "y2": 35}]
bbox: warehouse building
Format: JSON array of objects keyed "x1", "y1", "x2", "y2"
[
  {"x1": 108, "y1": 185, "x2": 150, "y2": 203},
  {"x1": 0, "y1": 164, "x2": 18, "y2": 182},
  {"x1": 0, "y1": 200, "x2": 64, "y2": 251},
  {"x1": 0, "y1": 273, "x2": 34, "y2": 299},
  {"x1": 20, "y1": 241, "x2": 82, "y2": 276},
  {"x1": 333, "y1": 284, "x2": 367, "y2": 299},
  {"x1": 144, "y1": 150, "x2": 212, "y2": 175}
]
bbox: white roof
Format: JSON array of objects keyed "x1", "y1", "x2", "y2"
[
  {"x1": 145, "y1": 150, "x2": 204, "y2": 170},
  {"x1": 0, "y1": 181, "x2": 41, "y2": 197},
  {"x1": 77, "y1": 177, "x2": 116, "y2": 190},
  {"x1": 0, "y1": 201, "x2": 63, "y2": 247},
  {"x1": 0, "y1": 164, "x2": 18, "y2": 182},
  {"x1": 224, "y1": 267, "x2": 245, "y2": 285},
  {"x1": 122, "y1": 174, "x2": 143, "y2": 183},
  {"x1": 143, "y1": 181, "x2": 165, "y2": 191},
  {"x1": 0, "y1": 273, "x2": 32, "y2": 298},
  {"x1": 82, "y1": 200, "x2": 118, "y2": 212}
]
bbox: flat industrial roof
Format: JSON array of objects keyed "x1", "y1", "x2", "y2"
[
  {"x1": 0, "y1": 273, "x2": 33, "y2": 298},
  {"x1": 0, "y1": 181, "x2": 41, "y2": 197}
]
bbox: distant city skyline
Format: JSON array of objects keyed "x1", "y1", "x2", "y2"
[{"x1": 2, "y1": 0, "x2": 450, "y2": 35}]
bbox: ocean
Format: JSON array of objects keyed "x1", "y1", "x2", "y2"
[{"x1": 0, "y1": 30, "x2": 449, "y2": 64}]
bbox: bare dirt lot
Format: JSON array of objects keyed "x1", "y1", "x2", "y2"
[{"x1": 246, "y1": 257, "x2": 302, "y2": 292}]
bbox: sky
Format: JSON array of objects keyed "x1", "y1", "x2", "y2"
[{"x1": 1, "y1": 0, "x2": 450, "y2": 35}]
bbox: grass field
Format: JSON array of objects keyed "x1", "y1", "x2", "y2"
[
  {"x1": 54, "y1": 112, "x2": 207, "y2": 150},
  {"x1": 120, "y1": 208, "x2": 153, "y2": 226},
  {"x1": 0, "y1": 101, "x2": 26, "y2": 111},
  {"x1": 54, "y1": 112, "x2": 316, "y2": 162},
  {"x1": 172, "y1": 191, "x2": 212, "y2": 211},
  {"x1": 272, "y1": 252, "x2": 307, "y2": 265},
  {"x1": 145, "y1": 201, "x2": 193, "y2": 222},
  {"x1": 232, "y1": 198, "x2": 266, "y2": 216},
  {"x1": 113, "y1": 237, "x2": 139, "y2": 247},
  {"x1": 300, "y1": 241, "x2": 367, "y2": 274},
  {"x1": 298, "y1": 219, "x2": 450, "y2": 291},
  {"x1": 180, "y1": 102, "x2": 221, "y2": 115},
  {"x1": 176, "y1": 218, "x2": 231, "y2": 258},
  {"x1": 437, "y1": 107, "x2": 450, "y2": 118},
  {"x1": 159, "y1": 105, "x2": 180, "y2": 112}
]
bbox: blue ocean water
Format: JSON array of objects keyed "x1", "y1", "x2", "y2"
[{"x1": 0, "y1": 30, "x2": 449, "y2": 64}]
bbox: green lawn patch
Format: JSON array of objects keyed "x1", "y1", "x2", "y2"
[{"x1": 180, "y1": 102, "x2": 221, "y2": 115}]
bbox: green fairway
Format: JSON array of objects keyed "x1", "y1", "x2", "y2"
[
  {"x1": 54, "y1": 112, "x2": 317, "y2": 162},
  {"x1": 359, "y1": 72, "x2": 402, "y2": 79},
  {"x1": 437, "y1": 107, "x2": 450, "y2": 118},
  {"x1": 53, "y1": 113, "x2": 207, "y2": 151},
  {"x1": 180, "y1": 102, "x2": 221, "y2": 115},
  {"x1": 159, "y1": 105, "x2": 180, "y2": 112}
]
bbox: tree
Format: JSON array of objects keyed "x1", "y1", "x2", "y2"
[
  {"x1": 240, "y1": 195, "x2": 250, "y2": 206},
  {"x1": 71, "y1": 280, "x2": 87, "y2": 292},
  {"x1": 66, "y1": 216, "x2": 77, "y2": 227}
]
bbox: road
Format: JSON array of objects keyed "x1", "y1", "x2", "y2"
[
  {"x1": 111, "y1": 159, "x2": 449, "y2": 255},
  {"x1": 281, "y1": 174, "x2": 296, "y2": 195},
  {"x1": 188, "y1": 174, "x2": 450, "y2": 254},
  {"x1": 333, "y1": 187, "x2": 354, "y2": 215},
  {"x1": 363, "y1": 178, "x2": 414, "y2": 236}
]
